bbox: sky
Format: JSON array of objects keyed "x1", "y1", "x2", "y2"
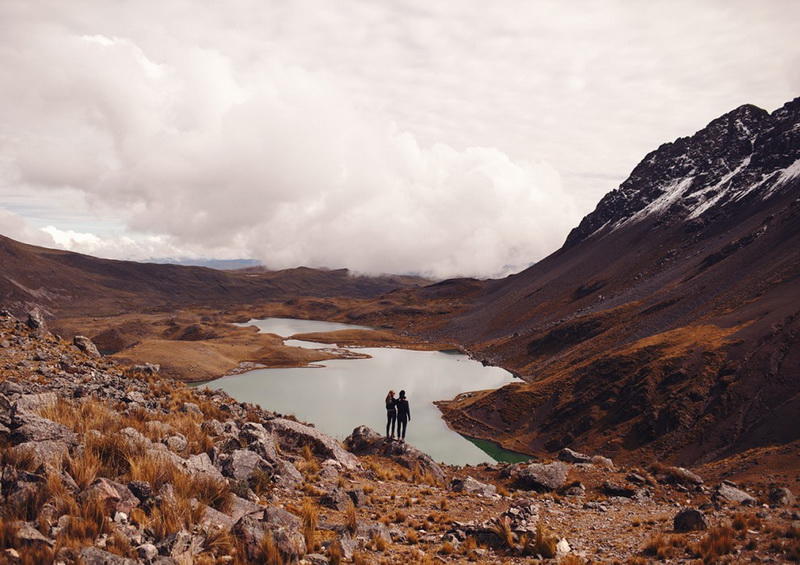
[{"x1": 0, "y1": 1, "x2": 798, "y2": 278}]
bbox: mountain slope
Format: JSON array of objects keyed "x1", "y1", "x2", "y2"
[
  {"x1": 0, "y1": 235, "x2": 428, "y2": 317},
  {"x1": 437, "y1": 97, "x2": 800, "y2": 467}
]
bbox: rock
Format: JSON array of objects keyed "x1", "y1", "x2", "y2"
[
  {"x1": 184, "y1": 452, "x2": 225, "y2": 482},
  {"x1": 627, "y1": 473, "x2": 648, "y2": 485},
  {"x1": 270, "y1": 418, "x2": 360, "y2": 470},
  {"x1": 320, "y1": 487, "x2": 352, "y2": 511},
  {"x1": 160, "y1": 529, "x2": 204, "y2": 560},
  {"x1": 273, "y1": 459, "x2": 304, "y2": 486},
  {"x1": 602, "y1": 481, "x2": 637, "y2": 498},
  {"x1": 514, "y1": 461, "x2": 569, "y2": 491},
  {"x1": 164, "y1": 434, "x2": 188, "y2": 453},
  {"x1": 239, "y1": 422, "x2": 280, "y2": 464},
  {"x1": 82, "y1": 478, "x2": 140, "y2": 514},
  {"x1": 344, "y1": 425, "x2": 442, "y2": 482},
  {"x1": 11, "y1": 414, "x2": 77, "y2": 445},
  {"x1": 12, "y1": 440, "x2": 69, "y2": 468},
  {"x1": 127, "y1": 480, "x2": 153, "y2": 502},
  {"x1": 674, "y1": 508, "x2": 709, "y2": 532},
  {"x1": 226, "y1": 494, "x2": 265, "y2": 523},
  {"x1": 556, "y1": 538, "x2": 571, "y2": 557},
  {"x1": 233, "y1": 513, "x2": 305, "y2": 561},
  {"x1": 661, "y1": 466, "x2": 704, "y2": 486},
  {"x1": 197, "y1": 503, "x2": 235, "y2": 533},
  {"x1": 450, "y1": 476, "x2": 497, "y2": 497},
  {"x1": 558, "y1": 448, "x2": 592, "y2": 464},
  {"x1": 26, "y1": 311, "x2": 46, "y2": 332},
  {"x1": 303, "y1": 554, "x2": 329, "y2": 565},
  {"x1": 14, "y1": 392, "x2": 57, "y2": 413},
  {"x1": 132, "y1": 363, "x2": 160, "y2": 374},
  {"x1": 769, "y1": 487, "x2": 796, "y2": 507},
  {"x1": 137, "y1": 543, "x2": 158, "y2": 561},
  {"x1": 73, "y1": 335, "x2": 101, "y2": 358},
  {"x1": 80, "y1": 547, "x2": 138, "y2": 565},
  {"x1": 356, "y1": 522, "x2": 392, "y2": 546},
  {"x1": 562, "y1": 481, "x2": 586, "y2": 496},
  {"x1": 590, "y1": 455, "x2": 615, "y2": 470},
  {"x1": 714, "y1": 483, "x2": 756, "y2": 506},
  {"x1": 181, "y1": 402, "x2": 202, "y2": 415},
  {"x1": 347, "y1": 489, "x2": 367, "y2": 507},
  {"x1": 222, "y1": 449, "x2": 271, "y2": 483},
  {"x1": 14, "y1": 521, "x2": 53, "y2": 546}
]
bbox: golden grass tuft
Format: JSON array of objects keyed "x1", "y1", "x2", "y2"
[
  {"x1": 345, "y1": 502, "x2": 358, "y2": 535},
  {"x1": 301, "y1": 498, "x2": 318, "y2": 551},
  {"x1": 524, "y1": 522, "x2": 558, "y2": 558},
  {"x1": 327, "y1": 538, "x2": 343, "y2": 565},
  {"x1": 692, "y1": 525, "x2": 735, "y2": 563},
  {"x1": 258, "y1": 532, "x2": 284, "y2": 565}
]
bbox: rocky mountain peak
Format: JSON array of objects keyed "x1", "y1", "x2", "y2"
[{"x1": 564, "y1": 97, "x2": 800, "y2": 247}]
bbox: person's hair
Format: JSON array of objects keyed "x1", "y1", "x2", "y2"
[
  {"x1": 385, "y1": 390, "x2": 395, "y2": 402},
  {"x1": 399, "y1": 390, "x2": 406, "y2": 399}
]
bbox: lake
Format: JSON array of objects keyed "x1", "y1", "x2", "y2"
[{"x1": 200, "y1": 317, "x2": 529, "y2": 465}]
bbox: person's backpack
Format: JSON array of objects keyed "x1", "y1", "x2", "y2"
[{"x1": 386, "y1": 397, "x2": 395, "y2": 410}]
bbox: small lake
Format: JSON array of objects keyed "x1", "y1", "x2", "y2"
[{"x1": 200, "y1": 318, "x2": 529, "y2": 465}]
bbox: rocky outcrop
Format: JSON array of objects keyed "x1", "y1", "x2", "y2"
[
  {"x1": 344, "y1": 425, "x2": 445, "y2": 483},
  {"x1": 512, "y1": 462, "x2": 569, "y2": 492},
  {"x1": 269, "y1": 418, "x2": 360, "y2": 470}
]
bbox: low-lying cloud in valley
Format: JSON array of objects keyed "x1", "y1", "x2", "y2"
[{"x1": 1, "y1": 1, "x2": 797, "y2": 277}]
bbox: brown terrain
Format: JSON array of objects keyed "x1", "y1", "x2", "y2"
[
  {"x1": 0, "y1": 311, "x2": 797, "y2": 564},
  {"x1": 0, "y1": 98, "x2": 798, "y2": 563}
]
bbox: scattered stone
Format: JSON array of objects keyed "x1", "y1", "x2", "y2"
[
  {"x1": 344, "y1": 425, "x2": 443, "y2": 482},
  {"x1": 602, "y1": 481, "x2": 637, "y2": 498},
  {"x1": 769, "y1": 487, "x2": 796, "y2": 507},
  {"x1": 137, "y1": 543, "x2": 158, "y2": 561},
  {"x1": 73, "y1": 335, "x2": 101, "y2": 357},
  {"x1": 26, "y1": 311, "x2": 46, "y2": 332},
  {"x1": 451, "y1": 476, "x2": 497, "y2": 497},
  {"x1": 320, "y1": 487, "x2": 352, "y2": 511},
  {"x1": 222, "y1": 449, "x2": 272, "y2": 483},
  {"x1": 15, "y1": 521, "x2": 53, "y2": 546},
  {"x1": 80, "y1": 546, "x2": 138, "y2": 565},
  {"x1": 590, "y1": 455, "x2": 615, "y2": 470},
  {"x1": 514, "y1": 461, "x2": 569, "y2": 491},
  {"x1": 270, "y1": 418, "x2": 360, "y2": 470},
  {"x1": 674, "y1": 508, "x2": 709, "y2": 532},
  {"x1": 714, "y1": 483, "x2": 757, "y2": 506},
  {"x1": 558, "y1": 448, "x2": 592, "y2": 464}
]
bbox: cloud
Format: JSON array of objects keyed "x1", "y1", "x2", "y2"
[{"x1": 0, "y1": 1, "x2": 798, "y2": 277}]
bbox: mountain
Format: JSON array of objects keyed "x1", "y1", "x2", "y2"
[
  {"x1": 0, "y1": 235, "x2": 429, "y2": 318},
  {"x1": 435, "y1": 98, "x2": 800, "y2": 467}
]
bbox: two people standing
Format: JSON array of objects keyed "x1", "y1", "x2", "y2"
[{"x1": 385, "y1": 389, "x2": 411, "y2": 441}]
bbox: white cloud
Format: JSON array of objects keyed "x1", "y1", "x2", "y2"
[{"x1": 0, "y1": 1, "x2": 798, "y2": 277}]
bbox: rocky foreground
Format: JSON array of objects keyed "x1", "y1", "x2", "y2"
[{"x1": 0, "y1": 310, "x2": 797, "y2": 564}]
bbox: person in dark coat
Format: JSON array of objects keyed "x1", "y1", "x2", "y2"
[
  {"x1": 396, "y1": 390, "x2": 411, "y2": 440},
  {"x1": 385, "y1": 390, "x2": 397, "y2": 439}
]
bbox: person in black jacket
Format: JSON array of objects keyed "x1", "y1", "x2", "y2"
[
  {"x1": 396, "y1": 390, "x2": 411, "y2": 440},
  {"x1": 385, "y1": 390, "x2": 397, "y2": 439}
]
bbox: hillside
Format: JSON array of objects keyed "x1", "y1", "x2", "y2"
[
  {"x1": 0, "y1": 310, "x2": 797, "y2": 563},
  {"x1": 0, "y1": 235, "x2": 428, "y2": 318},
  {"x1": 434, "y1": 97, "x2": 800, "y2": 469}
]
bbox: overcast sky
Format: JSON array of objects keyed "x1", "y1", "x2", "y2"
[{"x1": 1, "y1": 1, "x2": 798, "y2": 277}]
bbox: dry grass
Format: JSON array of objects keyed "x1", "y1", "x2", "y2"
[
  {"x1": 692, "y1": 526, "x2": 735, "y2": 563},
  {"x1": 258, "y1": 532, "x2": 284, "y2": 565},
  {"x1": 524, "y1": 523, "x2": 558, "y2": 558},
  {"x1": 328, "y1": 538, "x2": 343, "y2": 565},
  {"x1": 301, "y1": 498, "x2": 318, "y2": 551},
  {"x1": 407, "y1": 529, "x2": 419, "y2": 545},
  {"x1": 345, "y1": 502, "x2": 358, "y2": 534},
  {"x1": 490, "y1": 515, "x2": 515, "y2": 549},
  {"x1": 64, "y1": 449, "x2": 101, "y2": 490}
]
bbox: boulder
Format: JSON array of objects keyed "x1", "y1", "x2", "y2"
[
  {"x1": 73, "y1": 335, "x2": 101, "y2": 358},
  {"x1": 320, "y1": 488, "x2": 352, "y2": 511},
  {"x1": 269, "y1": 418, "x2": 360, "y2": 470},
  {"x1": 233, "y1": 512, "x2": 305, "y2": 561},
  {"x1": 183, "y1": 452, "x2": 225, "y2": 482},
  {"x1": 602, "y1": 481, "x2": 637, "y2": 498},
  {"x1": 80, "y1": 547, "x2": 138, "y2": 565},
  {"x1": 12, "y1": 440, "x2": 69, "y2": 468},
  {"x1": 769, "y1": 487, "x2": 796, "y2": 507},
  {"x1": 14, "y1": 392, "x2": 58, "y2": 414},
  {"x1": 164, "y1": 434, "x2": 188, "y2": 453},
  {"x1": 11, "y1": 414, "x2": 77, "y2": 445},
  {"x1": 714, "y1": 482, "x2": 756, "y2": 506},
  {"x1": 450, "y1": 476, "x2": 497, "y2": 497},
  {"x1": 344, "y1": 425, "x2": 443, "y2": 482},
  {"x1": 26, "y1": 311, "x2": 46, "y2": 332},
  {"x1": 81, "y1": 478, "x2": 140, "y2": 514},
  {"x1": 558, "y1": 448, "x2": 592, "y2": 464},
  {"x1": 674, "y1": 508, "x2": 709, "y2": 532},
  {"x1": 590, "y1": 455, "x2": 615, "y2": 470},
  {"x1": 514, "y1": 462, "x2": 569, "y2": 491},
  {"x1": 222, "y1": 449, "x2": 272, "y2": 483},
  {"x1": 660, "y1": 466, "x2": 704, "y2": 486},
  {"x1": 14, "y1": 521, "x2": 53, "y2": 546}
]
